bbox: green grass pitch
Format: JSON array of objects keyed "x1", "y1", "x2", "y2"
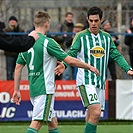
[{"x1": 0, "y1": 122, "x2": 133, "y2": 133}]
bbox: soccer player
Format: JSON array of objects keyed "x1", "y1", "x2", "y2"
[
  {"x1": 55, "y1": 6, "x2": 133, "y2": 133},
  {"x1": 0, "y1": 29, "x2": 39, "y2": 52},
  {"x1": 12, "y1": 10, "x2": 99, "y2": 133}
]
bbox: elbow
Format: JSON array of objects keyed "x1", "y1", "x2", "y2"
[{"x1": 63, "y1": 56, "x2": 77, "y2": 66}]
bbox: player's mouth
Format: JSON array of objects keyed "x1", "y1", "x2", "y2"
[{"x1": 92, "y1": 27, "x2": 97, "y2": 30}]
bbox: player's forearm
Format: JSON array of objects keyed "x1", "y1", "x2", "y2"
[
  {"x1": 14, "y1": 66, "x2": 23, "y2": 91},
  {"x1": 63, "y1": 56, "x2": 91, "y2": 70},
  {"x1": 14, "y1": 73, "x2": 21, "y2": 92},
  {"x1": 71, "y1": 60, "x2": 91, "y2": 70}
]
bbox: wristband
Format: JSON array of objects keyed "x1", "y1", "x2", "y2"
[{"x1": 129, "y1": 68, "x2": 133, "y2": 71}]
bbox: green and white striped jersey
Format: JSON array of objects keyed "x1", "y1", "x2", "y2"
[
  {"x1": 68, "y1": 29, "x2": 131, "y2": 89},
  {"x1": 17, "y1": 33, "x2": 68, "y2": 97}
]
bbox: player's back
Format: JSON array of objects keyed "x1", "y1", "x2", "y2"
[{"x1": 19, "y1": 33, "x2": 57, "y2": 97}]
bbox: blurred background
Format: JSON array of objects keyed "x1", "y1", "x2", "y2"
[
  {"x1": 0, "y1": 0, "x2": 133, "y2": 80},
  {"x1": 0, "y1": 0, "x2": 132, "y2": 32},
  {"x1": 0, "y1": 1, "x2": 133, "y2": 132}
]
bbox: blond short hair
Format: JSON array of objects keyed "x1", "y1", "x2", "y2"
[{"x1": 34, "y1": 10, "x2": 50, "y2": 27}]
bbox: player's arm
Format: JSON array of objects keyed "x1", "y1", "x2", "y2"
[
  {"x1": 67, "y1": 32, "x2": 81, "y2": 57},
  {"x1": 109, "y1": 36, "x2": 133, "y2": 74},
  {"x1": 14, "y1": 64, "x2": 24, "y2": 92},
  {"x1": 63, "y1": 33, "x2": 82, "y2": 68},
  {"x1": 12, "y1": 63, "x2": 24, "y2": 105},
  {"x1": 48, "y1": 38, "x2": 99, "y2": 76},
  {"x1": 0, "y1": 30, "x2": 39, "y2": 52},
  {"x1": 55, "y1": 56, "x2": 100, "y2": 76}
]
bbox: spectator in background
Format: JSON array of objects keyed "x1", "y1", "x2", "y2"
[
  {"x1": 62, "y1": 23, "x2": 84, "y2": 80},
  {"x1": 63, "y1": 23, "x2": 84, "y2": 52},
  {"x1": 0, "y1": 21, "x2": 5, "y2": 30},
  {"x1": 55, "y1": 12, "x2": 74, "y2": 80},
  {"x1": 124, "y1": 16, "x2": 133, "y2": 68},
  {"x1": 73, "y1": 23, "x2": 84, "y2": 33},
  {"x1": 3, "y1": 16, "x2": 24, "y2": 80},
  {"x1": 101, "y1": 20, "x2": 120, "y2": 80},
  {"x1": 59, "y1": 12, "x2": 74, "y2": 50}
]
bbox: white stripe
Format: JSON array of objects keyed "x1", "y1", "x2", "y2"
[
  {"x1": 80, "y1": 36, "x2": 85, "y2": 84},
  {"x1": 102, "y1": 36, "x2": 107, "y2": 84},
  {"x1": 107, "y1": 37, "x2": 111, "y2": 62},
  {"x1": 21, "y1": 53, "x2": 26, "y2": 62},
  {"x1": 43, "y1": 39, "x2": 49, "y2": 92},
  {"x1": 91, "y1": 34, "x2": 97, "y2": 84}
]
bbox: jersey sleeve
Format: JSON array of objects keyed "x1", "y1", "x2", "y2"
[
  {"x1": 67, "y1": 33, "x2": 81, "y2": 57},
  {"x1": 16, "y1": 53, "x2": 26, "y2": 66},
  {"x1": 47, "y1": 38, "x2": 68, "y2": 61},
  {"x1": 109, "y1": 37, "x2": 131, "y2": 72},
  {"x1": 62, "y1": 33, "x2": 81, "y2": 67}
]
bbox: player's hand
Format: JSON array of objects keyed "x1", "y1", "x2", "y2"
[
  {"x1": 89, "y1": 66, "x2": 100, "y2": 76},
  {"x1": 54, "y1": 61, "x2": 65, "y2": 76},
  {"x1": 127, "y1": 70, "x2": 133, "y2": 76},
  {"x1": 12, "y1": 90, "x2": 21, "y2": 105},
  {"x1": 28, "y1": 30, "x2": 39, "y2": 41}
]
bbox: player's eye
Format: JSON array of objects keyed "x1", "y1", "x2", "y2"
[{"x1": 94, "y1": 20, "x2": 99, "y2": 23}]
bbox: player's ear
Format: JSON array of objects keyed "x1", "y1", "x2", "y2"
[
  {"x1": 86, "y1": 17, "x2": 89, "y2": 23},
  {"x1": 101, "y1": 17, "x2": 104, "y2": 23},
  {"x1": 45, "y1": 21, "x2": 49, "y2": 27}
]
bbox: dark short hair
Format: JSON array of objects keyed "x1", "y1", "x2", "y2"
[
  {"x1": 87, "y1": 6, "x2": 103, "y2": 20},
  {"x1": 65, "y1": 12, "x2": 74, "y2": 17}
]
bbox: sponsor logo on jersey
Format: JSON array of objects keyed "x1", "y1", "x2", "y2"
[{"x1": 90, "y1": 46, "x2": 105, "y2": 58}]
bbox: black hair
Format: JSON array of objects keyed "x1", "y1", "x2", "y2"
[
  {"x1": 87, "y1": 6, "x2": 103, "y2": 20},
  {"x1": 65, "y1": 12, "x2": 74, "y2": 17}
]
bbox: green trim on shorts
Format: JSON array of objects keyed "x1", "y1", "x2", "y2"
[
  {"x1": 79, "y1": 85, "x2": 90, "y2": 108},
  {"x1": 43, "y1": 94, "x2": 52, "y2": 122}
]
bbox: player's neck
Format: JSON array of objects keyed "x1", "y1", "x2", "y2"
[
  {"x1": 35, "y1": 27, "x2": 46, "y2": 35},
  {"x1": 88, "y1": 28, "x2": 99, "y2": 35}
]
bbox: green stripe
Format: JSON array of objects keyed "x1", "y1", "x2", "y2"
[
  {"x1": 88, "y1": 33, "x2": 95, "y2": 85},
  {"x1": 79, "y1": 85, "x2": 89, "y2": 108},
  {"x1": 27, "y1": 127, "x2": 38, "y2": 133},
  {"x1": 99, "y1": 31, "x2": 106, "y2": 88},
  {"x1": 83, "y1": 36, "x2": 89, "y2": 84},
  {"x1": 94, "y1": 37, "x2": 100, "y2": 87},
  {"x1": 43, "y1": 94, "x2": 52, "y2": 122},
  {"x1": 48, "y1": 128, "x2": 59, "y2": 133}
]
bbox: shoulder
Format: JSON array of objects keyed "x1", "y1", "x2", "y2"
[
  {"x1": 46, "y1": 37, "x2": 60, "y2": 47},
  {"x1": 75, "y1": 29, "x2": 88, "y2": 38},
  {"x1": 46, "y1": 36, "x2": 56, "y2": 43}
]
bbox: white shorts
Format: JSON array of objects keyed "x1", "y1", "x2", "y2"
[
  {"x1": 78, "y1": 84, "x2": 105, "y2": 110},
  {"x1": 30, "y1": 94, "x2": 55, "y2": 122}
]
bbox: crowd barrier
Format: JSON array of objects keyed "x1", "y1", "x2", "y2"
[{"x1": 5, "y1": 32, "x2": 133, "y2": 36}]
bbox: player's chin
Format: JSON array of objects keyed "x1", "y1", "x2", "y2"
[{"x1": 91, "y1": 27, "x2": 98, "y2": 33}]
